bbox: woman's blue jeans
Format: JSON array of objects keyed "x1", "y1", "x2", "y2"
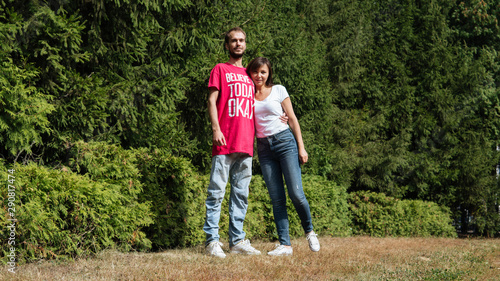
[
  {"x1": 203, "y1": 153, "x2": 252, "y2": 247},
  {"x1": 257, "y1": 129, "x2": 313, "y2": 246}
]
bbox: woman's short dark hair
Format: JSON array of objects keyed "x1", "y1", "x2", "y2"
[{"x1": 246, "y1": 57, "x2": 274, "y2": 86}]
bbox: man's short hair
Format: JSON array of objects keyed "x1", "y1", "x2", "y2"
[{"x1": 224, "y1": 27, "x2": 246, "y2": 45}]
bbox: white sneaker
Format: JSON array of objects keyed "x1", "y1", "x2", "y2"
[
  {"x1": 205, "y1": 241, "x2": 226, "y2": 258},
  {"x1": 267, "y1": 244, "x2": 293, "y2": 256},
  {"x1": 230, "y1": 239, "x2": 261, "y2": 255},
  {"x1": 306, "y1": 231, "x2": 320, "y2": 252}
]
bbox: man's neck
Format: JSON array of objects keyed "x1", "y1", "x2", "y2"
[{"x1": 227, "y1": 57, "x2": 244, "y2": 68}]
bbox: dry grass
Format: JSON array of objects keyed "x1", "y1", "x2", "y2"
[{"x1": 2, "y1": 237, "x2": 499, "y2": 280}]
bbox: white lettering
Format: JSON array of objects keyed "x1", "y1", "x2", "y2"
[
  {"x1": 234, "y1": 83, "x2": 241, "y2": 97},
  {"x1": 227, "y1": 98, "x2": 254, "y2": 119},
  {"x1": 244, "y1": 99, "x2": 250, "y2": 118},
  {"x1": 226, "y1": 73, "x2": 252, "y2": 83},
  {"x1": 242, "y1": 83, "x2": 248, "y2": 98},
  {"x1": 228, "y1": 99, "x2": 236, "y2": 117},
  {"x1": 237, "y1": 98, "x2": 245, "y2": 117}
]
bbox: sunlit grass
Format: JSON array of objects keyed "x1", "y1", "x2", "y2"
[{"x1": 2, "y1": 236, "x2": 499, "y2": 280}]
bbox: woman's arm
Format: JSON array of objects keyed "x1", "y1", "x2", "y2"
[{"x1": 281, "y1": 97, "x2": 308, "y2": 164}]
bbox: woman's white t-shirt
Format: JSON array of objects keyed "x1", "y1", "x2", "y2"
[{"x1": 254, "y1": 85, "x2": 290, "y2": 138}]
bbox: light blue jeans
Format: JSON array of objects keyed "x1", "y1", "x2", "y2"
[
  {"x1": 203, "y1": 153, "x2": 252, "y2": 247},
  {"x1": 257, "y1": 129, "x2": 313, "y2": 246}
]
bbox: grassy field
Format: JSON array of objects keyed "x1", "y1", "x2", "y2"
[{"x1": 2, "y1": 236, "x2": 499, "y2": 280}]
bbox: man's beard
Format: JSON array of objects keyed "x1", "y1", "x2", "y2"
[{"x1": 229, "y1": 51, "x2": 244, "y2": 59}]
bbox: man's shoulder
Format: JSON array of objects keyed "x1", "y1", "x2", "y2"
[
  {"x1": 212, "y1": 62, "x2": 247, "y2": 72},
  {"x1": 212, "y1": 62, "x2": 229, "y2": 70},
  {"x1": 211, "y1": 63, "x2": 249, "y2": 81}
]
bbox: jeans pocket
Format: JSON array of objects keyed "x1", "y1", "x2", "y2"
[{"x1": 275, "y1": 129, "x2": 294, "y2": 144}]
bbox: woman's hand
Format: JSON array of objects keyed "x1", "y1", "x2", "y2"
[{"x1": 299, "y1": 148, "x2": 308, "y2": 164}]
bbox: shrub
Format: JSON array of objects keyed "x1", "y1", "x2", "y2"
[
  {"x1": 219, "y1": 174, "x2": 352, "y2": 242},
  {"x1": 0, "y1": 159, "x2": 153, "y2": 264},
  {"x1": 134, "y1": 148, "x2": 208, "y2": 249},
  {"x1": 349, "y1": 191, "x2": 457, "y2": 237},
  {"x1": 135, "y1": 148, "x2": 275, "y2": 249},
  {"x1": 67, "y1": 141, "x2": 155, "y2": 246},
  {"x1": 134, "y1": 148, "x2": 352, "y2": 248},
  {"x1": 134, "y1": 151, "x2": 274, "y2": 248},
  {"x1": 67, "y1": 143, "x2": 351, "y2": 248},
  {"x1": 299, "y1": 175, "x2": 352, "y2": 237}
]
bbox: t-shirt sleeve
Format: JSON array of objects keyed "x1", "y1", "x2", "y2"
[
  {"x1": 278, "y1": 85, "x2": 290, "y2": 103},
  {"x1": 208, "y1": 65, "x2": 221, "y2": 90}
]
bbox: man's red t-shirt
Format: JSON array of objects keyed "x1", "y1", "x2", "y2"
[{"x1": 208, "y1": 63, "x2": 255, "y2": 157}]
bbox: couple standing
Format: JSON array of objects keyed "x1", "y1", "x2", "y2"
[{"x1": 203, "y1": 27, "x2": 319, "y2": 258}]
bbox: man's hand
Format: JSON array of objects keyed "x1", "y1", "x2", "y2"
[
  {"x1": 213, "y1": 130, "x2": 227, "y2": 146},
  {"x1": 280, "y1": 113, "x2": 289, "y2": 124}
]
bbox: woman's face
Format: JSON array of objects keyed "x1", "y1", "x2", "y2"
[{"x1": 250, "y1": 64, "x2": 269, "y2": 87}]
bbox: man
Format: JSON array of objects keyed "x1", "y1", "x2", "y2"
[{"x1": 203, "y1": 27, "x2": 261, "y2": 258}]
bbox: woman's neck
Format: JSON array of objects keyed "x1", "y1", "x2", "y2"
[
  {"x1": 255, "y1": 85, "x2": 272, "y2": 100},
  {"x1": 255, "y1": 85, "x2": 267, "y2": 94}
]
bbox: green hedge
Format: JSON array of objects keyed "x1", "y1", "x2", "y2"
[
  {"x1": 1, "y1": 141, "x2": 459, "y2": 264},
  {"x1": 349, "y1": 191, "x2": 457, "y2": 237},
  {"x1": 218, "y1": 174, "x2": 353, "y2": 243},
  {"x1": 134, "y1": 148, "x2": 208, "y2": 249},
  {"x1": 0, "y1": 158, "x2": 153, "y2": 264},
  {"x1": 133, "y1": 147, "x2": 352, "y2": 248}
]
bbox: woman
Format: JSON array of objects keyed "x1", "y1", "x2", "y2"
[{"x1": 247, "y1": 57, "x2": 320, "y2": 256}]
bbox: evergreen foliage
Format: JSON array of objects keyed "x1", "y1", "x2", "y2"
[
  {"x1": 1, "y1": 0, "x2": 500, "y2": 264},
  {"x1": 0, "y1": 57, "x2": 54, "y2": 161},
  {"x1": 134, "y1": 148, "x2": 352, "y2": 249},
  {"x1": 0, "y1": 4, "x2": 55, "y2": 160},
  {"x1": 134, "y1": 147, "x2": 208, "y2": 249},
  {"x1": 1, "y1": 147, "x2": 457, "y2": 264},
  {"x1": 349, "y1": 191, "x2": 457, "y2": 237},
  {"x1": 0, "y1": 159, "x2": 153, "y2": 264}
]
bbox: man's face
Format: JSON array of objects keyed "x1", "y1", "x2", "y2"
[{"x1": 225, "y1": 31, "x2": 246, "y2": 59}]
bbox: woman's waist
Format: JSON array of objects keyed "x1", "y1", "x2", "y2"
[{"x1": 256, "y1": 127, "x2": 292, "y2": 140}]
